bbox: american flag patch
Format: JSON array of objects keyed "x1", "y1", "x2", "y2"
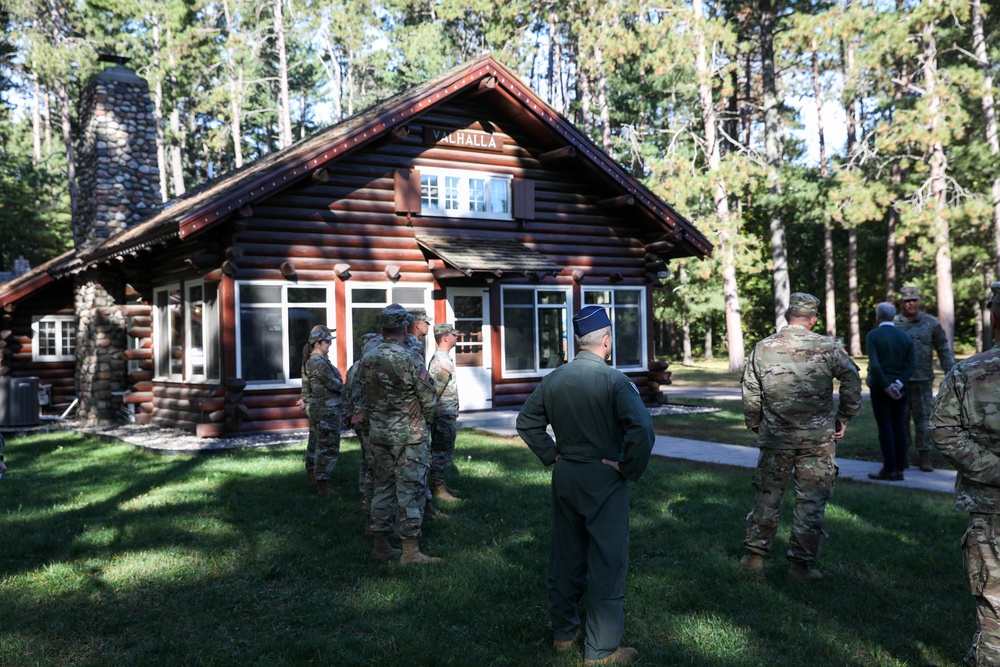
[{"x1": 420, "y1": 369, "x2": 429, "y2": 381}]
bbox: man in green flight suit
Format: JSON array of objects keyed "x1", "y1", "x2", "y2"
[
  {"x1": 516, "y1": 305, "x2": 655, "y2": 666},
  {"x1": 931, "y1": 281, "x2": 1000, "y2": 667},
  {"x1": 739, "y1": 292, "x2": 862, "y2": 581}
]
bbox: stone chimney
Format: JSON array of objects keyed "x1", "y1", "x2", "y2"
[
  {"x1": 73, "y1": 56, "x2": 161, "y2": 426},
  {"x1": 74, "y1": 55, "x2": 162, "y2": 250}
]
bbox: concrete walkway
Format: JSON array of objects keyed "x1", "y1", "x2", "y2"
[{"x1": 458, "y1": 410, "x2": 957, "y2": 494}]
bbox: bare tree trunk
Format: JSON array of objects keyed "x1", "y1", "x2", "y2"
[
  {"x1": 274, "y1": 0, "x2": 293, "y2": 148},
  {"x1": 704, "y1": 315, "x2": 714, "y2": 360},
  {"x1": 922, "y1": 15, "x2": 955, "y2": 342},
  {"x1": 31, "y1": 76, "x2": 42, "y2": 164},
  {"x1": 694, "y1": 0, "x2": 745, "y2": 371},
  {"x1": 760, "y1": 0, "x2": 789, "y2": 330},
  {"x1": 680, "y1": 266, "x2": 692, "y2": 365},
  {"x1": 842, "y1": 2, "x2": 862, "y2": 357},
  {"x1": 222, "y1": 0, "x2": 245, "y2": 168},
  {"x1": 56, "y1": 80, "x2": 78, "y2": 230},
  {"x1": 972, "y1": 0, "x2": 1000, "y2": 276},
  {"x1": 813, "y1": 41, "x2": 836, "y2": 338},
  {"x1": 593, "y1": 43, "x2": 612, "y2": 154},
  {"x1": 150, "y1": 20, "x2": 170, "y2": 203},
  {"x1": 169, "y1": 108, "x2": 186, "y2": 196}
]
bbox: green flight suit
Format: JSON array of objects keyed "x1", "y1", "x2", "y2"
[{"x1": 516, "y1": 349, "x2": 654, "y2": 662}]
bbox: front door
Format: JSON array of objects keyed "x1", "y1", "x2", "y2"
[{"x1": 446, "y1": 287, "x2": 492, "y2": 410}]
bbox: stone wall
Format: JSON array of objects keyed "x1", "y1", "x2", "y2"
[{"x1": 73, "y1": 269, "x2": 127, "y2": 426}]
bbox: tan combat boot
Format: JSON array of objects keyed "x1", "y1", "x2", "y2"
[
  {"x1": 553, "y1": 629, "x2": 580, "y2": 652},
  {"x1": 433, "y1": 484, "x2": 459, "y2": 502},
  {"x1": 584, "y1": 647, "x2": 638, "y2": 665},
  {"x1": 370, "y1": 534, "x2": 401, "y2": 562},
  {"x1": 919, "y1": 450, "x2": 935, "y2": 472},
  {"x1": 788, "y1": 562, "x2": 823, "y2": 582},
  {"x1": 316, "y1": 480, "x2": 335, "y2": 495},
  {"x1": 399, "y1": 538, "x2": 443, "y2": 565},
  {"x1": 739, "y1": 553, "x2": 765, "y2": 575}
]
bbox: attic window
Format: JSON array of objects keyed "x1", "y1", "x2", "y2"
[{"x1": 420, "y1": 168, "x2": 511, "y2": 220}]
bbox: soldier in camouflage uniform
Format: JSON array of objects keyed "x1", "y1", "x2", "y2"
[
  {"x1": 345, "y1": 332, "x2": 379, "y2": 532},
  {"x1": 740, "y1": 292, "x2": 862, "y2": 581},
  {"x1": 357, "y1": 304, "x2": 440, "y2": 564},
  {"x1": 303, "y1": 325, "x2": 344, "y2": 495},
  {"x1": 406, "y1": 309, "x2": 431, "y2": 359},
  {"x1": 428, "y1": 323, "x2": 461, "y2": 502},
  {"x1": 895, "y1": 285, "x2": 955, "y2": 472},
  {"x1": 931, "y1": 281, "x2": 1000, "y2": 667}
]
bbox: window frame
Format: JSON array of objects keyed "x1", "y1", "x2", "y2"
[
  {"x1": 345, "y1": 282, "x2": 433, "y2": 367},
  {"x1": 420, "y1": 167, "x2": 512, "y2": 221},
  {"x1": 499, "y1": 285, "x2": 573, "y2": 378},
  {"x1": 31, "y1": 315, "x2": 76, "y2": 362},
  {"x1": 582, "y1": 287, "x2": 647, "y2": 371},
  {"x1": 153, "y1": 280, "x2": 221, "y2": 383},
  {"x1": 234, "y1": 281, "x2": 336, "y2": 388}
]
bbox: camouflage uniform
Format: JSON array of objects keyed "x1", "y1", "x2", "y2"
[
  {"x1": 300, "y1": 350, "x2": 316, "y2": 474},
  {"x1": 931, "y1": 283, "x2": 1000, "y2": 666},
  {"x1": 357, "y1": 313, "x2": 437, "y2": 539},
  {"x1": 895, "y1": 288, "x2": 955, "y2": 453},
  {"x1": 346, "y1": 333, "x2": 379, "y2": 518},
  {"x1": 741, "y1": 293, "x2": 862, "y2": 567},
  {"x1": 428, "y1": 329, "x2": 459, "y2": 488},
  {"x1": 304, "y1": 351, "x2": 344, "y2": 482}
]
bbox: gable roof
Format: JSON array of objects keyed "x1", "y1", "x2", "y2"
[{"x1": 1, "y1": 54, "x2": 711, "y2": 308}]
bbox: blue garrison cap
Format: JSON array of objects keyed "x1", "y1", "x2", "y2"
[{"x1": 573, "y1": 305, "x2": 612, "y2": 336}]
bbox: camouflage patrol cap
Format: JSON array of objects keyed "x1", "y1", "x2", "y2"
[
  {"x1": 379, "y1": 303, "x2": 410, "y2": 328},
  {"x1": 360, "y1": 332, "x2": 379, "y2": 345},
  {"x1": 410, "y1": 309, "x2": 432, "y2": 323},
  {"x1": 787, "y1": 292, "x2": 820, "y2": 317},
  {"x1": 900, "y1": 285, "x2": 920, "y2": 301},
  {"x1": 988, "y1": 282, "x2": 1000, "y2": 308},
  {"x1": 308, "y1": 325, "x2": 334, "y2": 344},
  {"x1": 434, "y1": 323, "x2": 459, "y2": 337}
]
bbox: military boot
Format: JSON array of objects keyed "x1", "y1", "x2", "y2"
[
  {"x1": 316, "y1": 480, "x2": 336, "y2": 495},
  {"x1": 788, "y1": 562, "x2": 823, "y2": 582},
  {"x1": 739, "y1": 553, "x2": 765, "y2": 575},
  {"x1": 399, "y1": 538, "x2": 443, "y2": 565},
  {"x1": 553, "y1": 629, "x2": 580, "y2": 652},
  {"x1": 433, "y1": 484, "x2": 459, "y2": 502},
  {"x1": 919, "y1": 450, "x2": 935, "y2": 472},
  {"x1": 370, "y1": 534, "x2": 401, "y2": 562},
  {"x1": 584, "y1": 647, "x2": 638, "y2": 665},
  {"x1": 306, "y1": 469, "x2": 316, "y2": 484}
]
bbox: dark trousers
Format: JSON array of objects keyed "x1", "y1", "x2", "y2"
[
  {"x1": 548, "y1": 459, "x2": 629, "y2": 661},
  {"x1": 870, "y1": 386, "x2": 908, "y2": 473}
]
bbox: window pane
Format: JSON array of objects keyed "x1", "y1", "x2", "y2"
[
  {"x1": 352, "y1": 308, "x2": 382, "y2": 360},
  {"x1": 455, "y1": 320, "x2": 483, "y2": 366},
  {"x1": 38, "y1": 320, "x2": 56, "y2": 356},
  {"x1": 354, "y1": 288, "x2": 386, "y2": 304},
  {"x1": 188, "y1": 293, "x2": 205, "y2": 376},
  {"x1": 537, "y1": 290, "x2": 566, "y2": 305},
  {"x1": 585, "y1": 291, "x2": 611, "y2": 305},
  {"x1": 240, "y1": 306, "x2": 283, "y2": 382},
  {"x1": 614, "y1": 307, "x2": 641, "y2": 367},
  {"x1": 421, "y1": 175, "x2": 439, "y2": 208},
  {"x1": 469, "y1": 178, "x2": 486, "y2": 212},
  {"x1": 155, "y1": 291, "x2": 169, "y2": 376},
  {"x1": 616, "y1": 291, "x2": 641, "y2": 305},
  {"x1": 391, "y1": 287, "x2": 425, "y2": 306},
  {"x1": 240, "y1": 284, "x2": 281, "y2": 303},
  {"x1": 453, "y1": 295, "x2": 481, "y2": 318},
  {"x1": 289, "y1": 307, "x2": 327, "y2": 380},
  {"x1": 503, "y1": 306, "x2": 535, "y2": 371},
  {"x1": 60, "y1": 321, "x2": 76, "y2": 356},
  {"x1": 504, "y1": 288, "x2": 533, "y2": 305},
  {"x1": 445, "y1": 176, "x2": 460, "y2": 210},
  {"x1": 489, "y1": 179, "x2": 508, "y2": 214},
  {"x1": 538, "y1": 307, "x2": 567, "y2": 369},
  {"x1": 205, "y1": 283, "x2": 220, "y2": 380},
  {"x1": 289, "y1": 287, "x2": 327, "y2": 304},
  {"x1": 169, "y1": 288, "x2": 183, "y2": 376}
]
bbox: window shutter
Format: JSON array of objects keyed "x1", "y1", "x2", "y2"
[
  {"x1": 394, "y1": 168, "x2": 422, "y2": 215},
  {"x1": 513, "y1": 179, "x2": 535, "y2": 220}
]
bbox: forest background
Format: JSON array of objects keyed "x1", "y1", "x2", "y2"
[{"x1": 2, "y1": 0, "x2": 998, "y2": 372}]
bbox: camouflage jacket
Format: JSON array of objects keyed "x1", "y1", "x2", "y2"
[
  {"x1": 304, "y1": 353, "x2": 343, "y2": 408},
  {"x1": 343, "y1": 361, "x2": 362, "y2": 419},
  {"x1": 742, "y1": 324, "x2": 863, "y2": 450},
  {"x1": 357, "y1": 339, "x2": 436, "y2": 446},
  {"x1": 428, "y1": 348, "x2": 459, "y2": 417},
  {"x1": 931, "y1": 342, "x2": 1000, "y2": 513},
  {"x1": 893, "y1": 311, "x2": 955, "y2": 382},
  {"x1": 405, "y1": 333, "x2": 426, "y2": 360}
]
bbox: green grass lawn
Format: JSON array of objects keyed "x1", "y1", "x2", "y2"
[{"x1": 0, "y1": 429, "x2": 972, "y2": 666}]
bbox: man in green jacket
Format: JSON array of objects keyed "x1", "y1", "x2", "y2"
[
  {"x1": 931, "y1": 281, "x2": 1000, "y2": 667},
  {"x1": 516, "y1": 305, "x2": 654, "y2": 666}
]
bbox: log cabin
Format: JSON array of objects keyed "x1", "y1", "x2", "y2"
[{"x1": 0, "y1": 54, "x2": 712, "y2": 436}]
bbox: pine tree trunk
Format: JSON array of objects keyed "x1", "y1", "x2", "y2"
[
  {"x1": 848, "y1": 227, "x2": 861, "y2": 356},
  {"x1": 972, "y1": 0, "x2": 1000, "y2": 276},
  {"x1": 704, "y1": 316, "x2": 714, "y2": 360},
  {"x1": 593, "y1": 43, "x2": 612, "y2": 154},
  {"x1": 222, "y1": 0, "x2": 244, "y2": 168},
  {"x1": 31, "y1": 77, "x2": 42, "y2": 165},
  {"x1": 760, "y1": 0, "x2": 789, "y2": 330},
  {"x1": 170, "y1": 108, "x2": 186, "y2": 196},
  {"x1": 813, "y1": 41, "x2": 835, "y2": 338},
  {"x1": 274, "y1": 0, "x2": 293, "y2": 149}
]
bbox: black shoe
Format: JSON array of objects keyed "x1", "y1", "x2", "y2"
[{"x1": 868, "y1": 469, "x2": 891, "y2": 480}]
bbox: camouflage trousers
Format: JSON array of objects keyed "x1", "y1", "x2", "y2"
[
  {"x1": 964, "y1": 513, "x2": 1000, "y2": 667},
  {"x1": 429, "y1": 413, "x2": 458, "y2": 487},
  {"x1": 307, "y1": 402, "x2": 341, "y2": 482},
  {"x1": 370, "y1": 440, "x2": 430, "y2": 540},
  {"x1": 744, "y1": 444, "x2": 838, "y2": 565},
  {"x1": 304, "y1": 423, "x2": 316, "y2": 472},
  {"x1": 356, "y1": 426, "x2": 375, "y2": 516},
  {"x1": 905, "y1": 380, "x2": 935, "y2": 453}
]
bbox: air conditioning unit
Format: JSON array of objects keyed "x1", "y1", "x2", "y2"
[{"x1": 0, "y1": 377, "x2": 41, "y2": 426}]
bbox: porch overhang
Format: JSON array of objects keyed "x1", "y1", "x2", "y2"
[{"x1": 416, "y1": 235, "x2": 563, "y2": 279}]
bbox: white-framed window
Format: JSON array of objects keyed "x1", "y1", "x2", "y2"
[
  {"x1": 235, "y1": 282, "x2": 334, "y2": 386},
  {"x1": 347, "y1": 283, "x2": 431, "y2": 365},
  {"x1": 500, "y1": 286, "x2": 571, "y2": 376},
  {"x1": 583, "y1": 288, "x2": 646, "y2": 369},
  {"x1": 154, "y1": 280, "x2": 221, "y2": 381},
  {"x1": 32, "y1": 316, "x2": 76, "y2": 362},
  {"x1": 420, "y1": 168, "x2": 511, "y2": 220}
]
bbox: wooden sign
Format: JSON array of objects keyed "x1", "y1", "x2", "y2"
[{"x1": 423, "y1": 125, "x2": 503, "y2": 153}]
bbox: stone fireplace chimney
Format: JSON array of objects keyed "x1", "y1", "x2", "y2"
[{"x1": 73, "y1": 55, "x2": 162, "y2": 426}]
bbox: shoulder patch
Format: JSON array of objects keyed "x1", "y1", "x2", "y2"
[
  {"x1": 420, "y1": 368, "x2": 429, "y2": 381},
  {"x1": 628, "y1": 380, "x2": 640, "y2": 395}
]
